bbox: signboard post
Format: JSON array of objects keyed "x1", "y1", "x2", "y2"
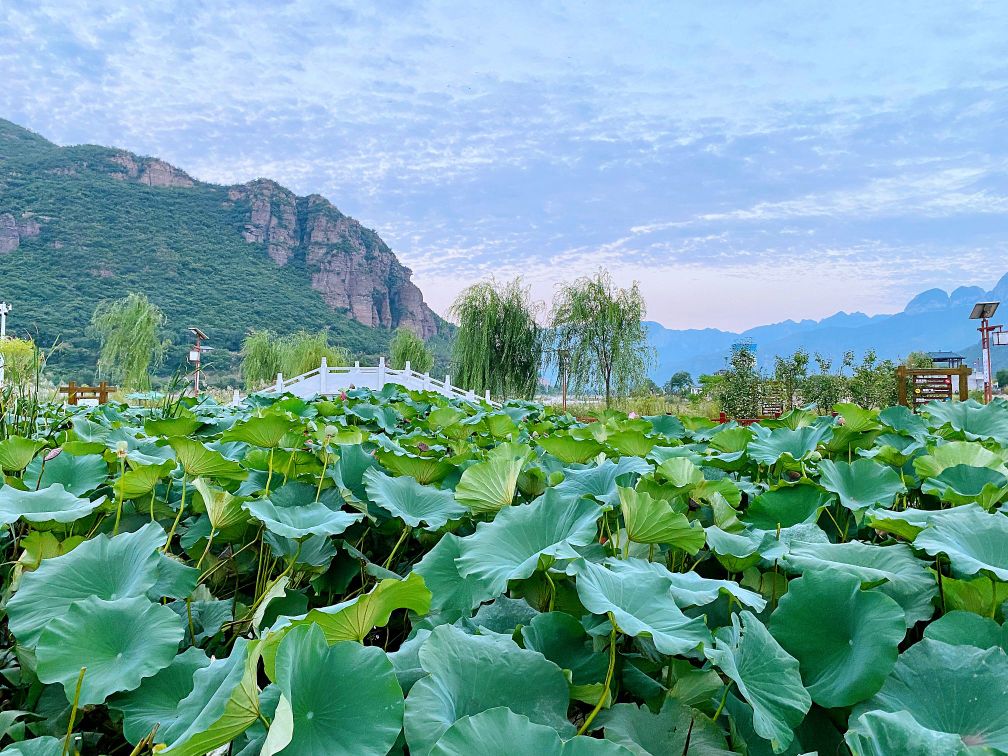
[{"x1": 896, "y1": 365, "x2": 971, "y2": 410}]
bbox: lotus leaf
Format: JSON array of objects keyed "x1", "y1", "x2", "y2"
[
  {"x1": 817, "y1": 458, "x2": 906, "y2": 511},
  {"x1": 243, "y1": 482, "x2": 362, "y2": 539},
  {"x1": 0, "y1": 483, "x2": 104, "y2": 526},
  {"x1": 23, "y1": 452, "x2": 108, "y2": 496},
  {"x1": 364, "y1": 467, "x2": 465, "y2": 529},
  {"x1": 922, "y1": 610, "x2": 1008, "y2": 651},
  {"x1": 921, "y1": 464, "x2": 1008, "y2": 508},
  {"x1": 747, "y1": 425, "x2": 831, "y2": 466},
  {"x1": 597, "y1": 699, "x2": 732, "y2": 756},
  {"x1": 742, "y1": 484, "x2": 833, "y2": 530},
  {"x1": 618, "y1": 486, "x2": 705, "y2": 552}
]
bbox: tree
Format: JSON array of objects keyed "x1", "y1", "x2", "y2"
[
  {"x1": 717, "y1": 347, "x2": 763, "y2": 418},
  {"x1": 241, "y1": 329, "x2": 351, "y2": 390},
  {"x1": 997, "y1": 369, "x2": 1008, "y2": 389},
  {"x1": 90, "y1": 293, "x2": 169, "y2": 390},
  {"x1": 801, "y1": 354, "x2": 847, "y2": 413},
  {"x1": 450, "y1": 278, "x2": 543, "y2": 401},
  {"x1": 663, "y1": 371, "x2": 693, "y2": 396},
  {"x1": 773, "y1": 350, "x2": 809, "y2": 410},
  {"x1": 550, "y1": 270, "x2": 653, "y2": 407},
  {"x1": 0, "y1": 337, "x2": 41, "y2": 388},
  {"x1": 389, "y1": 327, "x2": 434, "y2": 373},
  {"x1": 848, "y1": 350, "x2": 898, "y2": 409}
]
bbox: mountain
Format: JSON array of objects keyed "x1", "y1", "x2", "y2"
[
  {"x1": 0, "y1": 118, "x2": 447, "y2": 383},
  {"x1": 648, "y1": 274, "x2": 1008, "y2": 381}
]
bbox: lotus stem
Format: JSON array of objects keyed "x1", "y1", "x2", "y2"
[
  {"x1": 577, "y1": 612, "x2": 618, "y2": 735},
  {"x1": 315, "y1": 448, "x2": 330, "y2": 502},
  {"x1": 196, "y1": 529, "x2": 215, "y2": 570},
  {"x1": 382, "y1": 525, "x2": 411, "y2": 570},
  {"x1": 265, "y1": 447, "x2": 275, "y2": 496},
  {"x1": 186, "y1": 596, "x2": 196, "y2": 643},
  {"x1": 62, "y1": 666, "x2": 86, "y2": 756},
  {"x1": 712, "y1": 680, "x2": 732, "y2": 721},
  {"x1": 113, "y1": 454, "x2": 126, "y2": 536},
  {"x1": 543, "y1": 568, "x2": 557, "y2": 612},
  {"x1": 163, "y1": 473, "x2": 187, "y2": 554}
]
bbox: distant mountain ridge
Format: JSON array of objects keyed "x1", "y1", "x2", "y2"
[
  {"x1": 648, "y1": 273, "x2": 1008, "y2": 380},
  {"x1": 0, "y1": 118, "x2": 446, "y2": 380}
]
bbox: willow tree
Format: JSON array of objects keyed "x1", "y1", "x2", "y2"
[
  {"x1": 390, "y1": 327, "x2": 433, "y2": 373},
  {"x1": 90, "y1": 293, "x2": 169, "y2": 390},
  {"x1": 550, "y1": 270, "x2": 652, "y2": 407},
  {"x1": 450, "y1": 278, "x2": 543, "y2": 400},
  {"x1": 240, "y1": 329, "x2": 351, "y2": 390}
]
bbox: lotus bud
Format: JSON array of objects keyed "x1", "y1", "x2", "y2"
[
  {"x1": 417, "y1": 442, "x2": 430, "y2": 452},
  {"x1": 324, "y1": 424, "x2": 338, "y2": 439},
  {"x1": 628, "y1": 412, "x2": 639, "y2": 419},
  {"x1": 116, "y1": 440, "x2": 129, "y2": 458},
  {"x1": 44, "y1": 446, "x2": 63, "y2": 462}
]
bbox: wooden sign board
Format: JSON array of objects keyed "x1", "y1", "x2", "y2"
[{"x1": 896, "y1": 366, "x2": 970, "y2": 410}]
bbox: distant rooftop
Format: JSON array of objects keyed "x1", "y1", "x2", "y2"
[{"x1": 927, "y1": 351, "x2": 965, "y2": 367}]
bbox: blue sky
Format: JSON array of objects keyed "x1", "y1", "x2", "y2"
[{"x1": 2, "y1": 1, "x2": 1007, "y2": 329}]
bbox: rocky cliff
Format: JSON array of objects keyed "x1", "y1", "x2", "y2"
[{"x1": 226, "y1": 180, "x2": 437, "y2": 338}]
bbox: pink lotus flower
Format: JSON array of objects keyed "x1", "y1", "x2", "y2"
[
  {"x1": 628, "y1": 412, "x2": 639, "y2": 419},
  {"x1": 44, "y1": 447, "x2": 62, "y2": 462}
]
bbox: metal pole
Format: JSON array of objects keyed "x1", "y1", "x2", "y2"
[
  {"x1": 981, "y1": 318, "x2": 993, "y2": 404},
  {"x1": 0, "y1": 302, "x2": 9, "y2": 387}
]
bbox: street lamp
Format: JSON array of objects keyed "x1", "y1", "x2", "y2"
[
  {"x1": 970, "y1": 302, "x2": 1001, "y2": 403},
  {"x1": 187, "y1": 327, "x2": 209, "y2": 395},
  {"x1": 0, "y1": 302, "x2": 10, "y2": 387}
]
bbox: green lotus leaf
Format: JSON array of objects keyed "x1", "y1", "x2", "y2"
[
  {"x1": 157, "y1": 638, "x2": 260, "y2": 756},
  {"x1": 554, "y1": 458, "x2": 651, "y2": 506},
  {"x1": 364, "y1": 468, "x2": 465, "y2": 529},
  {"x1": 833, "y1": 402, "x2": 882, "y2": 432},
  {"x1": 644, "y1": 414, "x2": 687, "y2": 440},
  {"x1": 454, "y1": 443, "x2": 530, "y2": 513},
  {"x1": 597, "y1": 699, "x2": 732, "y2": 756},
  {"x1": 704, "y1": 526, "x2": 764, "y2": 572},
  {"x1": 747, "y1": 424, "x2": 831, "y2": 466},
  {"x1": 0, "y1": 483, "x2": 104, "y2": 526},
  {"x1": 221, "y1": 413, "x2": 298, "y2": 448},
  {"x1": 618, "y1": 486, "x2": 705, "y2": 552},
  {"x1": 167, "y1": 437, "x2": 247, "y2": 479},
  {"x1": 143, "y1": 413, "x2": 203, "y2": 438},
  {"x1": 430, "y1": 707, "x2": 632, "y2": 756},
  {"x1": 264, "y1": 623, "x2": 404, "y2": 756},
  {"x1": 349, "y1": 402, "x2": 401, "y2": 433},
  {"x1": 921, "y1": 464, "x2": 1008, "y2": 508},
  {"x1": 845, "y1": 709, "x2": 967, "y2": 756},
  {"x1": 859, "y1": 432, "x2": 926, "y2": 466},
  {"x1": 243, "y1": 482, "x2": 363, "y2": 539},
  {"x1": 7, "y1": 522, "x2": 170, "y2": 647},
  {"x1": 663, "y1": 570, "x2": 766, "y2": 612},
  {"x1": 23, "y1": 452, "x2": 108, "y2": 496},
  {"x1": 922, "y1": 610, "x2": 1008, "y2": 651},
  {"x1": 414, "y1": 533, "x2": 497, "y2": 616},
  {"x1": 0, "y1": 737, "x2": 63, "y2": 756},
  {"x1": 768, "y1": 570, "x2": 905, "y2": 708},
  {"x1": 0, "y1": 436, "x2": 45, "y2": 472},
  {"x1": 537, "y1": 434, "x2": 606, "y2": 463},
  {"x1": 455, "y1": 489, "x2": 603, "y2": 596},
  {"x1": 704, "y1": 611, "x2": 810, "y2": 753},
  {"x1": 817, "y1": 458, "x2": 906, "y2": 512},
  {"x1": 924, "y1": 399, "x2": 1008, "y2": 444},
  {"x1": 855, "y1": 638, "x2": 1008, "y2": 751},
  {"x1": 113, "y1": 646, "x2": 211, "y2": 744},
  {"x1": 374, "y1": 449, "x2": 456, "y2": 484},
  {"x1": 520, "y1": 612, "x2": 609, "y2": 691},
  {"x1": 742, "y1": 484, "x2": 834, "y2": 530},
  {"x1": 331, "y1": 443, "x2": 381, "y2": 501},
  {"x1": 262, "y1": 572, "x2": 431, "y2": 678},
  {"x1": 404, "y1": 625, "x2": 574, "y2": 756},
  {"x1": 864, "y1": 505, "x2": 966, "y2": 541},
  {"x1": 119, "y1": 459, "x2": 175, "y2": 499},
  {"x1": 656, "y1": 457, "x2": 704, "y2": 488},
  {"x1": 605, "y1": 430, "x2": 656, "y2": 458},
  {"x1": 471, "y1": 595, "x2": 539, "y2": 635},
  {"x1": 938, "y1": 573, "x2": 1008, "y2": 619},
  {"x1": 706, "y1": 426, "x2": 754, "y2": 470},
  {"x1": 912, "y1": 440, "x2": 1008, "y2": 480},
  {"x1": 914, "y1": 504, "x2": 1008, "y2": 580},
  {"x1": 193, "y1": 477, "x2": 248, "y2": 532},
  {"x1": 782, "y1": 540, "x2": 937, "y2": 627},
  {"x1": 570, "y1": 558, "x2": 712, "y2": 655},
  {"x1": 879, "y1": 404, "x2": 929, "y2": 440},
  {"x1": 36, "y1": 595, "x2": 184, "y2": 705},
  {"x1": 389, "y1": 629, "x2": 432, "y2": 696}
]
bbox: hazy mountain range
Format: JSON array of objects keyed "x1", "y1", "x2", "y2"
[{"x1": 648, "y1": 274, "x2": 1008, "y2": 380}]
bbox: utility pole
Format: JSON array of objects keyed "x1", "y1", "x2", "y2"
[
  {"x1": 970, "y1": 302, "x2": 1003, "y2": 404},
  {"x1": 187, "y1": 327, "x2": 209, "y2": 395}
]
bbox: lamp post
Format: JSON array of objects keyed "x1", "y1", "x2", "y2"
[
  {"x1": 187, "y1": 327, "x2": 209, "y2": 396},
  {"x1": 970, "y1": 302, "x2": 1001, "y2": 404}
]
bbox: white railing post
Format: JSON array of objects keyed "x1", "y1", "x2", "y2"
[
  {"x1": 445, "y1": 374, "x2": 451, "y2": 392},
  {"x1": 404, "y1": 360, "x2": 411, "y2": 377},
  {"x1": 231, "y1": 388, "x2": 241, "y2": 405},
  {"x1": 423, "y1": 372, "x2": 430, "y2": 390},
  {"x1": 378, "y1": 356, "x2": 386, "y2": 390},
  {"x1": 354, "y1": 360, "x2": 360, "y2": 368},
  {"x1": 275, "y1": 373, "x2": 284, "y2": 392},
  {"x1": 319, "y1": 357, "x2": 328, "y2": 395},
  {"x1": 485, "y1": 389, "x2": 491, "y2": 403},
  {"x1": 467, "y1": 390, "x2": 475, "y2": 400}
]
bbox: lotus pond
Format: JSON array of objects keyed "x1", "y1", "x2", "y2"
[{"x1": 2, "y1": 389, "x2": 1008, "y2": 755}]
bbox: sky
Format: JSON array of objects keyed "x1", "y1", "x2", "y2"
[{"x1": 1, "y1": 1, "x2": 1007, "y2": 330}]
